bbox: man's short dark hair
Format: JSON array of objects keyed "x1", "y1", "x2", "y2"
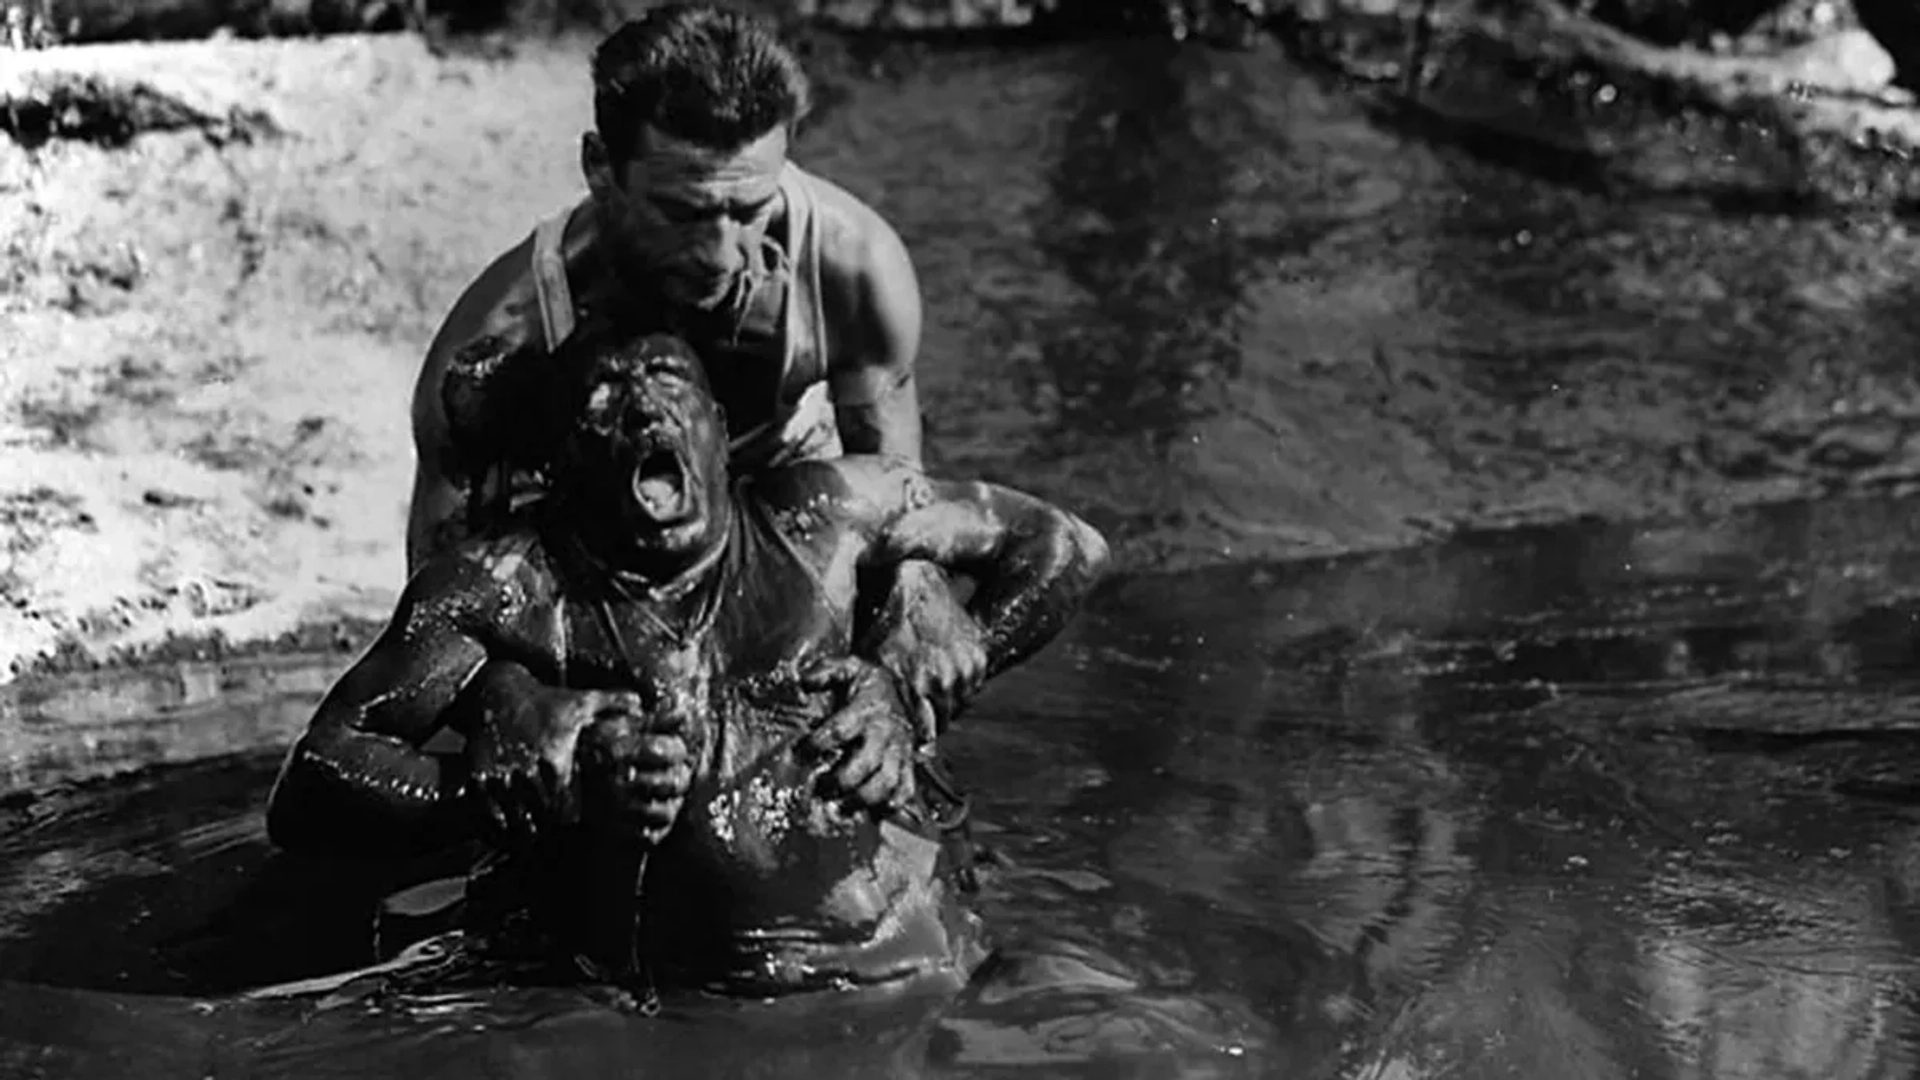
[{"x1": 591, "y1": 3, "x2": 812, "y2": 164}]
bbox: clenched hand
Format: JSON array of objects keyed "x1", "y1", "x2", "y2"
[
  {"x1": 798, "y1": 656, "x2": 919, "y2": 814},
  {"x1": 463, "y1": 662, "x2": 644, "y2": 849},
  {"x1": 573, "y1": 704, "x2": 698, "y2": 847},
  {"x1": 866, "y1": 562, "x2": 987, "y2": 743}
]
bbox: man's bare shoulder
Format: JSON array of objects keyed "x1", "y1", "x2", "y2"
[
  {"x1": 796, "y1": 168, "x2": 912, "y2": 294},
  {"x1": 404, "y1": 524, "x2": 560, "y2": 622},
  {"x1": 749, "y1": 457, "x2": 854, "y2": 508},
  {"x1": 752, "y1": 455, "x2": 934, "y2": 518}
]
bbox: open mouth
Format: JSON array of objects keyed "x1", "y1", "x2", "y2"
[{"x1": 631, "y1": 443, "x2": 691, "y2": 523}]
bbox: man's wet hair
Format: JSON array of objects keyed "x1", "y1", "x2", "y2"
[{"x1": 591, "y1": 3, "x2": 813, "y2": 164}]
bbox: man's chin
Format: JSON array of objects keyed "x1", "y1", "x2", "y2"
[{"x1": 666, "y1": 274, "x2": 739, "y2": 312}]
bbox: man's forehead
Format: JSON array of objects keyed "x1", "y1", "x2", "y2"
[
  {"x1": 628, "y1": 125, "x2": 788, "y2": 198},
  {"x1": 583, "y1": 339, "x2": 708, "y2": 404}
]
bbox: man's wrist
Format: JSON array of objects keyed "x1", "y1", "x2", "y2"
[{"x1": 870, "y1": 665, "x2": 929, "y2": 749}]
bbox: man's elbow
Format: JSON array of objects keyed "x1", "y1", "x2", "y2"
[
  {"x1": 835, "y1": 388, "x2": 919, "y2": 463},
  {"x1": 263, "y1": 745, "x2": 323, "y2": 854},
  {"x1": 264, "y1": 800, "x2": 319, "y2": 855},
  {"x1": 1022, "y1": 508, "x2": 1109, "y2": 592},
  {"x1": 263, "y1": 734, "x2": 352, "y2": 856},
  {"x1": 1060, "y1": 512, "x2": 1112, "y2": 587}
]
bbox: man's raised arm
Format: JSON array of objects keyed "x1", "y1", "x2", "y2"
[
  {"x1": 265, "y1": 556, "x2": 495, "y2": 859},
  {"x1": 825, "y1": 212, "x2": 1006, "y2": 728},
  {"x1": 838, "y1": 460, "x2": 1111, "y2": 685},
  {"x1": 827, "y1": 211, "x2": 924, "y2": 465}
]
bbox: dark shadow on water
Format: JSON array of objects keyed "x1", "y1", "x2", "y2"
[
  {"x1": 1031, "y1": 40, "x2": 1249, "y2": 454},
  {"x1": 0, "y1": 754, "x2": 475, "y2": 997},
  {"x1": 12, "y1": 493, "x2": 1920, "y2": 1075},
  {"x1": 1030, "y1": 41, "x2": 1336, "y2": 457},
  {"x1": 1402, "y1": 96, "x2": 1920, "y2": 436}
]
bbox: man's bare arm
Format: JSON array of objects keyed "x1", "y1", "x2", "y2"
[
  {"x1": 265, "y1": 555, "x2": 496, "y2": 858},
  {"x1": 827, "y1": 212, "x2": 924, "y2": 464},
  {"x1": 820, "y1": 201, "x2": 998, "y2": 730},
  {"x1": 836, "y1": 460, "x2": 1112, "y2": 681}
]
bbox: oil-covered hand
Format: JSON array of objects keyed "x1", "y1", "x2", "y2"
[
  {"x1": 574, "y1": 704, "x2": 698, "y2": 848},
  {"x1": 798, "y1": 656, "x2": 920, "y2": 813},
  {"x1": 867, "y1": 563, "x2": 987, "y2": 743},
  {"x1": 463, "y1": 663, "x2": 641, "y2": 849}
]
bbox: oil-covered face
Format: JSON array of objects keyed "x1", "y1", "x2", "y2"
[
  {"x1": 584, "y1": 124, "x2": 788, "y2": 313},
  {"x1": 562, "y1": 335, "x2": 731, "y2": 559}
]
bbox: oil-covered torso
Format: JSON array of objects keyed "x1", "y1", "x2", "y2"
[{"x1": 470, "y1": 481, "x2": 976, "y2": 995}]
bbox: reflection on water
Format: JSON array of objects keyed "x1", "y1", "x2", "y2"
[
  {"x1": 11, "y1": 493, "x2": 1920, "y2": 1076},
  {"x1": 969, "y1": 490, "x2": 1920, "y2": 1079}
]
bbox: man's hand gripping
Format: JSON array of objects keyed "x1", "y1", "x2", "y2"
[
  {"x1": 797, "y1": 656, "x2": 922, "y2": 815},
  {"x1": 866, "y1": 562, "x2": 988, "y2": 744},
  {"x1": 462, "y1": 663, "x2": 692, "y2": 849}
]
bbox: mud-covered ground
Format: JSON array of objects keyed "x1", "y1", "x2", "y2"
[{"x1": 4, "y1": 27, "x2": 1920, "y2": 687}]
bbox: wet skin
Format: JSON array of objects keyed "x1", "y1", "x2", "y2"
[
  {"x1": 404, "y1": 122, "x2": 979, "y2": 742},
  {"x1": 267, "y1": 333, "x2": 1110, "y2": 994}
]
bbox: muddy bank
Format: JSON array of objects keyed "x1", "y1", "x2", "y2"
[{"x1": 4, "y1": 30, "x2": 1920, "y2": 692}]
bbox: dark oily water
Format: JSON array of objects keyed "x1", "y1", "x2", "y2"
[
  {"x1": 10, "y1": 33, "x2": 1920, "y2": 1080},
  {"x1": 806, "y1": 37, "x2": 1920, "y2": 568},
  {"x1": 7, "y1": 492, "x2": 1920, "y2": 1077}
]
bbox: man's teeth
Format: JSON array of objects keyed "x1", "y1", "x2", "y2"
[
  {"x1": 637, "y1": 478, "x2": 679, "y2": 505},
  {"x1": 632, "y1": 454, "x2": 686, "y2": 519}
]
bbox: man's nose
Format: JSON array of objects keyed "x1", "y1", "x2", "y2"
[{"x1": 685, "y1": 217, "x2": 748, "y2": 273}]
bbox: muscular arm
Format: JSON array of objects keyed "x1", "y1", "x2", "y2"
[
  {"x1": 821, "y1": 205, "x2": 983, "y2": 671},
  {"x1": 834, "y1": 460, "x2": 1112, "y2": 682},
  {"x1": 827, "y1": 213, "x2": 923, "y2": 465},
  {"x1": 264, "y1": 554, "x2": 498, "y2": 859}
]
